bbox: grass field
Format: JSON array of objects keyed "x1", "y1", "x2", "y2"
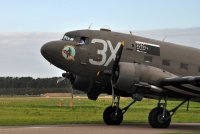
[{"x1": 0, "y1": 96, "x2": 199, "y2": 126}]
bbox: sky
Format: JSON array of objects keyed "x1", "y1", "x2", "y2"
[
  {"x1": 0, "y1": 0, "x2": 200, "y2": 78},
  {"x1": 0, "y1": 0, "x2": 200, "y2": 32}
]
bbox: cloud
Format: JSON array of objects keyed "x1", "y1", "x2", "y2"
[
  {"x1": 132, "y1": 27, "x2": 200, "y2": 48},
  {"x1": 0, "y1": 28, "x2": 200, "y2": 78},
  {"x1": 0, "y1": 32, "x2": 64, "y2": 78}
]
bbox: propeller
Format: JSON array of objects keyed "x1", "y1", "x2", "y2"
[
  {"x1": 104, "y1": 41, "x2": 124, "y2": 105},
  {"x1": 57, "y1": 72, "x2": 74, "y2": 99},
  {"x1": 111, "y1": 41, "x2": 125, "y2": 85},
  {"x1": 57, "y1": 77, "x2": 65, "y2": 84},
  {"x1": 102, "y1": 41, "x2": 124, "y2": 79},
  {"x1": 57, "y1": 72, "x2": 68, "y2": 84}
]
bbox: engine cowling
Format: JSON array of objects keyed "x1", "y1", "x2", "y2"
[
  {"x1": 71, "y1": 75, "x2": 91, "y2": 92},
  {"x1": 113, "y1": 62, "x2": 176, "y2": 93},
  {"x1": 71, "y1": 75, "x2": 103, "y2": 100}
]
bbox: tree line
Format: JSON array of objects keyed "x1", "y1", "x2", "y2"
[{"x1": 0, "y1": 77, "x2": 81, "y2": 95}]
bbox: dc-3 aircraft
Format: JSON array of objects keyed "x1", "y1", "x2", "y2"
[{"x1": 41, "y1": 28, "x2": 200, "y2": 128}]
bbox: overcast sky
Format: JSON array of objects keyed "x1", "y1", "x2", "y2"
[{"x1": 0, "y1": 0, "x2": 200, "y2": 78}]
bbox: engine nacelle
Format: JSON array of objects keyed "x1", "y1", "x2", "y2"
[
  {"x1": 71, "y1": 75, "x2": 102, "y2": 100},
  {"x1": 113, "y1": 62, "x2": 176, "y2": 93},
  {"x1": 72, "y1": 75, "x2": 90, "y2": 92}
]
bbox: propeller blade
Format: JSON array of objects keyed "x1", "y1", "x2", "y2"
[
  {"x1": 57, "y1": 77, "x2": 66, "y2": 84},
  {"x1": 71, "y1": 88, "x2": 74, "y2": 99},
  {"x1": 112, "y1": 41, "x2": 125, "y2": 83},
  {"x1": 112, "y1": 41, "x2": 124, "y2": 72},
  {"x1": 110, "y1": 41, "x2": 125, "y2": 105},
  {"x1": 102, "y1": 41, "x2": 125, "y2": 77},
  {"x1": 57, "y1": 72, "x2": 74, "y2": 100}
]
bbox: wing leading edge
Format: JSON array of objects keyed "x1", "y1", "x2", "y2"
[{"x1": 157, "y1": 76, "x2": 200, "y2": 97}]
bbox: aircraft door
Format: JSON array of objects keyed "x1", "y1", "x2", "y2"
[
  {"x1": 72, "y1": 35, "x2": 88, "y2": 65},
  {"x1": 76, "y1": 45, "x2": 89, "y2": 65}
]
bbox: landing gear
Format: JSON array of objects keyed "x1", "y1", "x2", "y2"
[
  {"x1": 148, "y1": 96, "x2": 188, "y2": 128},
  {"x1": 103, "y1": 106, "x2": 123, "y2": 125},
  {"x1": 149, "y1": 107, "x2": 171, "y2": 128},
  {"x1": 103, "y1": 95, "x2": 137, "y2": 125},
  {"x1": 103, "y1": 96, "x2": 123, "y2": 125}
]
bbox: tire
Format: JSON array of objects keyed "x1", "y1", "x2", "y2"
[
  {"x1": 148, "y1": 107, "x2": 171, "y2": 128},
  {"x1": 103, "y1": 106, "x2": 123, "y2": 125}
]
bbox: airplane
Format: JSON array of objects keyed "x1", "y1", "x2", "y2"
[{"x1": 41, "y1": 28, "x2": 200, "y2": 128}]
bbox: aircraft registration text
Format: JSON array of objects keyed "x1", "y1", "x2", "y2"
[{"x1": 135, "y1": 41, "x2": 160, "y2": 56}]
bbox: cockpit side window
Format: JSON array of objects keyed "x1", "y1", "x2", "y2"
[
  {"x1": 77, "y1": 36, "x2": 89, "y2": 45},
  {"x1": 63, "y1": 34, "x2": 89, "y2": 45},
  {"x1": 62, "y1": 34, "x2": 74, "y2": 41},
  {"x1": 84, "y1": 37, "x2": 89, "y2": 44}
]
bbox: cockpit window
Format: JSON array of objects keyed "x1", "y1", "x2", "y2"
[
  {"x1": 76, "y1": 37, "x2": 89, "y2": 45},
  {"x1": 78, "y1": 37, "x2": 85, "y2": 45},
  {"x1": 62, "y1": 35, "x2": 74, "y2": 41},
  {"x1": 62, "y1": 34, "x2": 89, "y2": 45}
]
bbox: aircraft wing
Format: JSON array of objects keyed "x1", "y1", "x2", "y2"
[
  {"x1": 159, "y1": 76, "x2": 200, "y2": 86},
  {"x1": 157, "y1": 76, "x2": 200, "y2": 97}
]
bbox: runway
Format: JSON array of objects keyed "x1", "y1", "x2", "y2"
[{"x1": 0, "y1": 123, "x2": 200, "y2": 134}]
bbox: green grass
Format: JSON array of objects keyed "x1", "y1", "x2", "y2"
[{"x1": 0, "y1": 97, "x2": 199, "y2": 126}]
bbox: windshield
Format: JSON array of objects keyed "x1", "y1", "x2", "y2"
[{"x1": 62, "y1": 34, "x2": 74, "y2": 41}]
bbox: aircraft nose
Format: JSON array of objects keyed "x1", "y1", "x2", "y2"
[
  {"x1": 40, "y1": 40, "x2": 77, "y2": 71},
  {"x1": 41, "y1": 41, "x2": 51, "y2": 59},
  {"x1": 41, "y1": 40, "x2": 76, "y2": 59},
  {"x1": 41, "y1": 41, "x2": 63, "y2": 59}
]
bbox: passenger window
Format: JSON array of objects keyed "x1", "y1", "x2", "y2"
[
  {"x1": 198, "y1": 67, "x2": 200, "y2": 72},
  {"x1": 180, "y1": 63, "x2": 189, "y2": 70},
  {"x1": 162, "y1": 59, "x2": 170, "y2": 66},
  {"x1": 144, "y1": 56, "x2": 152, "y2": 63}
]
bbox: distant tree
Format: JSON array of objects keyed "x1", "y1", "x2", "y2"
[{"x1": 0, "y1": 77, "x2": 82, "y2": 95}]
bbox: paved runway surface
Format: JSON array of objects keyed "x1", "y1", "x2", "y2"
[{"x1": 0, "y1": 123, "x2": 200, "y2": 134}]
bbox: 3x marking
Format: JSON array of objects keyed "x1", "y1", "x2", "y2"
[{"x1": 89, "y1": 39, "x2": 122, "y2": 66}]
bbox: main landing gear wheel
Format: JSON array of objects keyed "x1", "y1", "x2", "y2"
[
  {"x1": 148, "y1": 107, "x2": 171, "y2": 128},
  {"x1": 103, "y1": 106, "x2": 123, "y2": 125}
]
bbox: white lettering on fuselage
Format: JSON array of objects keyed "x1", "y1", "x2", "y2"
[{"x1": 89, "y1": 39, "x2": 121, "y2": 66}]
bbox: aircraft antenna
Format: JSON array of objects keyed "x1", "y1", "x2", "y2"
[
  {"x1": 129, "y1": 31, "x2": 133, "y2": 35},
  {"x1": 162, "y1": 35, "x2": 167, "y2": 42},
  {"x1": 88, "y1": 23, "x2": 93, "y2": 30}
]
